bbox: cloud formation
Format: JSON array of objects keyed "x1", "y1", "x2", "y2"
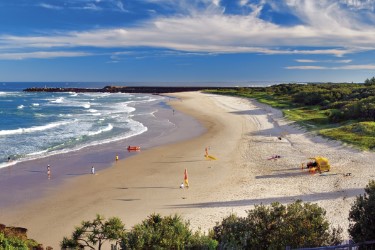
[
  {"x1": 37, "y1": 0, "x2": 126, "y2": 12},
  {"x1": 1, "y1": 0, "x2": 375, "y2": 60},
  {"x1": 286, "y1": 64, "x2": 375, "y2": 70},
  {"x1": 0, "y1": 51, "x2": 90, "y2": 60}
]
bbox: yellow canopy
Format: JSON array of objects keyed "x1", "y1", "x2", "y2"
[{"x1": 309, "y1": 156, "x2": 330, "y2": 172}]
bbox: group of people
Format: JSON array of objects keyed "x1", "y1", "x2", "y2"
[
  {"x1": 45, "y1": 153, "x2": 123, "y2": 179},
  {"x1": 45, "y1": 164, "x2": 96, "y2": 180}
]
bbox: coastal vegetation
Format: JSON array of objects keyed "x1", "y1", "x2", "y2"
[
  {"x1": 0, "y1": 226, "x2": 40, "y2": 250},
  {"x1": 60, "y1": 215, "x2": 126, "y2": 250},
  {"x1": 348, "y1": 180, "x2": 375, "y2": 244},
  {"x1": 3, "y1": 181, "x2": 374, "y2": 249},
  {"x1": 60, "y1": 181, "x2": 375, "y2": 249},
  {"x1": 206, "y1": 77, "x2": 375, "y2": 150},
  {"x1": 212, "y1": 201, "x2": 342, "y2": 249},
  {"x1": 60, "y1": 200, "x2": 344, "y2": 249}
]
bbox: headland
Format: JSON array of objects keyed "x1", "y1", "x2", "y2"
[{"x1": 24, "y1": 85, "x2": 237, "y2": 94}]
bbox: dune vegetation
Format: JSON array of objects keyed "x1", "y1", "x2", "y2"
[{"x1": 206, "y1": 77, "x2": 375, "y2": 150}]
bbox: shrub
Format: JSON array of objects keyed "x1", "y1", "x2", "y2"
[
  {"x1": 348, "y1": 180, "x2": 375, "y2": 243},
  {"x1": 61, "y1": 214, "x2": 126, "y2": 250},
  {"x1": 0, "y1": 232, "x2": 29, "y2": 250},
  {"x1": 213, "y1": 201, "x2": 342, "y2": 249},
  {"x1": 121, "y1": 213, "x2": 217, "y2": 249}
]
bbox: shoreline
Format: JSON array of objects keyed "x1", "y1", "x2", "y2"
[
  {"x1": 0, "y1": 95, "x2": 204, "y2": 210},
  {"x1": 1, "y1": 92, "x2": 374, "y2": 248}
]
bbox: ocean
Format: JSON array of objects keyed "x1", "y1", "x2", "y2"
[{"x1": 0, "y1": 83, "x2": 174, "y2": 169}]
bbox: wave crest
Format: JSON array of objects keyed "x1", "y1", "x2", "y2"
[{"x1": 0, "y1": 121, "x2": 72, "y2": 136}]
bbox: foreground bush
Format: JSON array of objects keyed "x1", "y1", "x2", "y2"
[
  {"x1": 0, "y1": 225, "x2": 40, "y2": 250},
  {"x1": 61, "y1": 214, "x2": 125, "y2": 250},
  {"x1": 213, "y1": 201, "x2": 342, "y2": 249},
  {"x1": 61, "y1": 201, "x2": 348, "y2": 249},
  {"x1": 121, "y1": 214, "x2": 217, "y2": 249},
  {"x1": 349, "y1": 180, "x2": 375, "y2": 243},
  {"x1": 0, "y1": 232, "x2": 29, "y2": 250}
]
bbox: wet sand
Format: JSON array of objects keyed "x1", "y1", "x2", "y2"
[
  {"x1": 0, "y1": 97, "x2": 204, "y2": 211},
  {"x1": 1, "y1": 92, "x2": 374, "y2": 248}
]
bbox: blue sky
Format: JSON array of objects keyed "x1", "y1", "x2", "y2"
[{"x1": 1, "y1": 0, "x2": 375, "y2": 84}]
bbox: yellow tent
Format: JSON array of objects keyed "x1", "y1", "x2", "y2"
[{"x1": 307, "y1": 156, "x2": 330, "y2": 173}]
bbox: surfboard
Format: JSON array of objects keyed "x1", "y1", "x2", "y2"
[{"x1": 205, "y1": 155, "x2": 217, "y2": 160}]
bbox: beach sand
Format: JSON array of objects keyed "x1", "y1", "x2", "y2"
[{"x1": 1, "y1": 92, "x2": 375, "y2": 248}]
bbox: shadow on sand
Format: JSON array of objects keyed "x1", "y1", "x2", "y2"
[
  {"x1": 114, "y1": 198, "x2": 140, "y2": 202},
  {"x1": 118, "y1": 186, "x2": 179, "y2": 190},
  {"x1": 255, "y1": 171, "x2": 310, "y2": 179},
  {"x1": 166, "y1": 188, "x2": 364, "y2": 209}
]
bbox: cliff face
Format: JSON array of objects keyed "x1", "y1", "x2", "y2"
[{"x1": 24, "y1": 86, "x2": 237, "y2": 94}]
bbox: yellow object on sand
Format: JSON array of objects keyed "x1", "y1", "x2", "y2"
[
  {"x1": 205, "y1": 155, "x2": 217, "y2": 160},
  {"x1": 306, "y1": 156, "x2": 330, "y2": 173},
  {"x1": 184, "y1": 168, "x2": 189, "y2": 188}
]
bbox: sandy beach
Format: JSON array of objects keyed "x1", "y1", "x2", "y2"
[{"x1": 1, "y1": 91, "x2": 375, "y2": 248}]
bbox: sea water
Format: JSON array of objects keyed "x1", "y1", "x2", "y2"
[{"x1": 0, "y1": 86, "x2": 167, "y2": 169}]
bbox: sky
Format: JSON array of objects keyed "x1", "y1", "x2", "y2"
[{"x1": 1, "y1": 0, "x2": 375, "y2": 84}]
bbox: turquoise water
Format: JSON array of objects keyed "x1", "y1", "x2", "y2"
[{"x1": 0, "y1": 84, "x2": 166, "y2": 168}]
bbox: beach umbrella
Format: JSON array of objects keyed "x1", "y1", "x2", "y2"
[{"x1": 184, "y1": 168, "x2": 189, "y2": 188}]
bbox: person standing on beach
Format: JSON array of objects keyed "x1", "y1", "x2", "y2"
[
  {"x1": 91, "y1": 166, "x2": 95, "y2": 175},
  {"x1": 47, "y1": 165, "x2": 51, "y2": 179},
  {"x1": 116, "y1": 154, "x2": 119, "y2": 161}
]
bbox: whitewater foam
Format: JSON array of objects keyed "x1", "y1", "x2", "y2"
[{"x1": 0, "y1": 120, "x2": 72, "y2": 136}]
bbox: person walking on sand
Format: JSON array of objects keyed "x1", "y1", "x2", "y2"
[
  {"x1": 91, "y1": 166, "x2": 95, "y2": 175},
  {"x1": 47, "y1": 165, "x2": 51, "y2": 179},
  {"x1": 116, "y1": 154, "x2": 119, "y2": 161}
]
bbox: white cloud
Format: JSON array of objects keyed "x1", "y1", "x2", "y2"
[
  {"x1": 0, "y1": 51, "x2": 91, "y2": 60},
  {"x1": 286, "y1": 66, "x2": 328, "y2": 70},
  {"x1": 295, "y1": 59, "x2": 353, "y2": 63},
  {"x1": 116, "y1": 1, "x2": 126, "y2": 12},
  {"x1": 2, "y1": 0, "x2": 375, "y2": 60},
  {"x1": 340, "y1": 0, "x2": 375, "y2": 10},
  {"x1": 335, "y1": 59, "x2": 353, "y2": 63},
  {"x1": 295, "y1": 59, "x2": 318, "y2": 63},
  {"x1": 212, "y1": 0, "x2": 221, "y2": 6},
  {"x1": 82, "y1": 3, "x2": 101, "y2": 11},
  {"x1": 337, "y1": 64, "x2": 375, "y2": 69},
  {"x1": 286, "y1": 64, "x2": 375, "y2": 70},
  {"x1": 38, "y1": 3, "x2": 63, "y2": 10}
]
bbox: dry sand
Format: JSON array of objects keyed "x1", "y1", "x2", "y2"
[{"x1": 1, "y1": 91, "x2": 375, "y2": 248}]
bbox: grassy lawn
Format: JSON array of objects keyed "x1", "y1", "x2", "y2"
[{"x1": 320, "y1": 122, "x2": 375, "y2": 150}]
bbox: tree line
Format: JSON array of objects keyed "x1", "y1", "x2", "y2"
[{"x1": 256, "y1": 78, "x2": 375, "y2": 123}]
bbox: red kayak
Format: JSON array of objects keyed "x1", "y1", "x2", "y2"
[{"x1": 127, "y1": 146, "x2": 141, "y2": 151}]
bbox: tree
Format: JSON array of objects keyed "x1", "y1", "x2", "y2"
[
  {"x1": 121, "y1": 213, "x2": 217, "y2": 249},
  {"x1": 348, "y1": 180, "x2": 375, "y2": 243},
  {"x1": 61, "y1": 214, "x2": 126, "y2": 250},
  {"x1": 364, "y1": 77, "x2": 375, "y2": 86},
  {"x1": 213, "y1": 201, "x2": 342, "y2": 249}
]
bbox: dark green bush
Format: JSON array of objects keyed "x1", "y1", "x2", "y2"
[
  {"x1": 61, "y1": 214, "x2": 126, "y2": 250},
  {"x1": 349, "y1": 180, "x2": 375, "y2": 243},
  {"x1": 0, "y1": 232, "x2": 29, "y2": 250},
  {"x1": 213, "y1": 201, "x2": 342, "y2": 249},
  {"x1": 121, "y1": 213, "x2": 217, "y2": 250}
]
